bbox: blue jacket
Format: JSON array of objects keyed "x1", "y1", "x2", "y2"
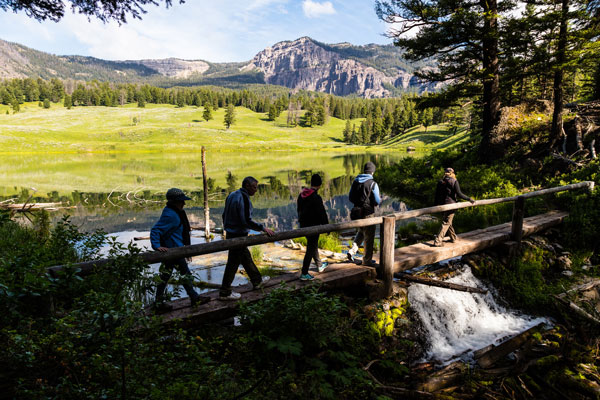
[
  {"x1": 150, "y1": 206, "x2": 184, "y2": 249},
  {"x1": 348, "y1": 174, "x2": 382, "y2": 205},
  {"x1": 222, "y1": 188, "x2": 264, "y2": 235}
]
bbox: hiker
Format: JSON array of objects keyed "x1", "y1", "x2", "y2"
[
  {"x1": 433, "y1": 167, "x2": 475, "y2": 247},
  {"x1": 220, "y1": 177, "x2": 274, "y2": 300},
  {"x1": 150, "y1": 188, "x2": 209, "y2": 312},
  {"x1": 347, "y1": 161, "x2": 381, "y2": 266},
  {"x1": 297, "y1": 173, "x2": 329, "y2": 280}
]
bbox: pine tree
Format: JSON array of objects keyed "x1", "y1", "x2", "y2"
[
  {"x1": 11, "y1": 97, "x2": 20, "y2": 113},
  {"x1": 343, "y1": 120, "x2": 352, "y2": 143},
  {"x1": 267, "y1": 105, "x2": 279, "y2": 121},
  {"x1": 224, "y1": 104, "x2": 236, "y2": 129},
  {"x1": 202, "y1": 105, "x2": 213, "y2": 122},
  {"x1": 350, "y1": 124, "x2": 358, "y2": 144},
  {"x1": 63, "y1": 94, "x2": 72, "y2": 109},
  {"x1": 377, "y1": 0, "x2": 507, "y2": 160}
]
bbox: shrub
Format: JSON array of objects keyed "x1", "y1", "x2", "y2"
[
  {"x1": 294, "y1": 233, "x2": 341, "y2": 252},
  {"x1": 250, "y1": 245, "x2": 263, "y2": 265}
]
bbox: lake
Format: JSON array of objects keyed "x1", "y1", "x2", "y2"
[{"x1": 1, "y1": 150, "x2": 412, "y2": 233}]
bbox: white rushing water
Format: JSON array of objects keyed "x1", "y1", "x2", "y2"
[{"x1": 408, "y1": 267, "x2": 547, "y2": 364}]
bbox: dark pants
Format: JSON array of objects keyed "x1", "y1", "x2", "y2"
[
  {"x1": 220, "y1": 232, "x2": 262, "y2": 296},
  {"x1": 302, "y1": 234, "x2": 322, "y2": 275},
  {"x1": 155, "y1": 258, "x2": 198, "y2": 303}
]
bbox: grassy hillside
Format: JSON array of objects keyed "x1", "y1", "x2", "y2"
[
  {"x1": 0, "y1": 103, "x2": 469, "y2": 194},
  {"x1": 0, "y1": 102, "x2": 465, "y2": 154}
]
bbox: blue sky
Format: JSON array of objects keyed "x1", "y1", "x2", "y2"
[{"x1": 0, "y1": 0, "x2": 392, "y2": 62}]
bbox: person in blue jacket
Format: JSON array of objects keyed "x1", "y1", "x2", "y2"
[
  {"x1": 220, "y1": 177, "x2": 274, "y2": 300},
  {"x1": 150, "y1": 188, "x2": 208, "y2": 312},
  {"x1": 347, "y1": 162, "x2": 381, "y2": 266}
]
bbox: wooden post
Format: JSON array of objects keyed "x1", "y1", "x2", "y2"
[
  {"x1": 511, "y1": 196, "x2": 525, "y2": 242},
  {"x1": 380, "y1": 216, "x2": 396, "y2": 297},
  {"x1": 201, "y1": 146, "x2": 210, "y2": 239}
]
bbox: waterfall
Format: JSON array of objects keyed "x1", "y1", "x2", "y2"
[{"x1": 408, "y1": 266, "x2": 547, "y2": 364}]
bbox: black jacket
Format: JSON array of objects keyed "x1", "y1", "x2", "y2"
[
  {"x1": 435, "y1": 176, "x2": 471, "y2": 205},
  {"x1": 297, "y1": 188, "x2": 329, "y2": 228}
]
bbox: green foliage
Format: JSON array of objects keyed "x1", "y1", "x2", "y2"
[
  {"x1": 250, "y1": 245, "x2": 263, "y2": 265},
  {"x1": 236, "y1": 286, "x2": 376, "y2": 398},
  {"x1": 202, "y1": 104, "x2": 213, "y2": 121},
  {"x1": 223, "y1": 104, "x2": 235, "y2": 129},
  {"x1": 546, "y1": 160, "x2": 600, "y2": 251},
  {"x1": 472, "y1": 247, "x2": 561, "y2": 312},
  {"x1": 293, "y1": 232, "x2": 341, "y2": 253}
]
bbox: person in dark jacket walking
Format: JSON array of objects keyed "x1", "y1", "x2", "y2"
[
  {"x1": 220, "y1": 177, "x2": 274, "y2": 300},
  {"x1": 433, "y1": 168, "x2": 475, "y2": 247},
  {"x1": 297, "y1": 174, "x2": 329, "y2": 280},
  {"x1": 150, "y1": 188, "x2": 209, "y2": 312},
  {"x1": 347, "y1": 162, "x2": 381, "y2": 266}
]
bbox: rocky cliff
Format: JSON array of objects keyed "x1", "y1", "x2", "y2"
[
  {"x1": 128, "y1": 58, "x2": 209, "y2": 78},
  {"x1": 0, "y1": 37, "x2": 437, "y2": 97},
  {"x1": 241, "y1": 37, "x2": 434, "y2": 98}
]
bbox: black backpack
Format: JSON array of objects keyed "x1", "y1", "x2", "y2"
[{"x1": 349, "y1": 179, "x2": 375, "y2": 220}]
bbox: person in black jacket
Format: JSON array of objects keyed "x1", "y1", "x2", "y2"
[
  {"x1": 433, "y1": 168, "x2": 475, "y2": 247},
  {"x1": 347, "y1": 162, "x2": 381, "y2": 266},
  {"x1": 297, "y1": 174, "x2": 329, "y2": 280}
]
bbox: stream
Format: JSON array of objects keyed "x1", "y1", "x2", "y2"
[{"x1": 408, "y1": 266, "x2": 547, "y2": 364}]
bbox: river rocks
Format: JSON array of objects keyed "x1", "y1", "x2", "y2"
[{"x1": 555, "y1": 255, "x2": 573, "y2": 271}]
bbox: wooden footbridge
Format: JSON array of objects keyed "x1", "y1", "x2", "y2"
[{"x1": 48, "y1": 182, "x2": 594, "y2": 325}]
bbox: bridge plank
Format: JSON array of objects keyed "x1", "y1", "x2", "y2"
[
  {"x1": 390, "y1": 211, "x2": 568, "y2": 272},
  {"x1": 155, "y1": 264, "x2": 375, "y2": 325},
  {"x1": 151, "y1": 211, "x2": 567, "y2": 325}
]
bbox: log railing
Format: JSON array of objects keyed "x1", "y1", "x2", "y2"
[{"x1": 47, "y1": 181, "x2": 595, "y2": 297}]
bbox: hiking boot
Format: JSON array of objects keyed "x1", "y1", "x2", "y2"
[
  {"x1": 191, "y1": 295, "x2": 210, "y2": 307},
  {"x1": 219, "y1": 291, "x2": 241, "y2": 301},
  {"x1": 253, "y1": 276, "x2": 271, "y2": 290},
  {"x1": 300, "y1": 273, "x2": 314, "y2": 281},
  {"x1": 432, "y1": 241, "x2": 444, "y2": 247},
  {"x1": 449, "y1": 238, "x2": 459, "y2": 244},
  {"x1": 317, "y1": 262, "x2": 329, "y2": 273},
  {"x1": 153, "y1": 302, "x2": 173, "y2": 314},
  {"x1": 347, "y1": 243, "x2": 358, "y2": 262}
]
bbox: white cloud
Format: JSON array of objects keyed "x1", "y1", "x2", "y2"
[{"x1": 302, "y1": 0, "x2": 336, "y2": 18}]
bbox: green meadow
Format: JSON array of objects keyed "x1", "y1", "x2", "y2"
[
  {"x1": 0, "y1": 102, "x2": 467, "y2": 153},
  {"x1": 0, "y1": 102, "x2": 468, "y2": 195}
]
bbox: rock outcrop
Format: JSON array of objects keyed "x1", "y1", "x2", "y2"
[
  {"x1": 127, "y1": 58, "x2": 209, "y2": 79},
  {"x1": 242, "y1": 37, "x2": 431, "y2": 98},
  {"x1": 0, "y1": 36, "x2": 439, "y2": 97}
]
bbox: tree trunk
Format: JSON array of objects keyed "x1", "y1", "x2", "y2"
[
  {"x1": 201, "y1": 146, "x2": 210, "y2": 239},
  {"x1": 550, "y1": 0, "x2": 570, "y2": 149},
  {"x1": 478, "y1": 0, "x2": 501, "y2": 162}
]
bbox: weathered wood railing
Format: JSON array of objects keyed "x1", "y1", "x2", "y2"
[{"x1": 47, "y1": 181, "x2": 594, "y2": 297}]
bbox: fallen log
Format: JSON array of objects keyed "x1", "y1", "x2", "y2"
[
  {"x1": 1, "y1": 202, "x2": 73, "y2": 211},
  {"x1": 417, "y1": 361, "x2": 467, "y2": 393},
  {"x1": 394, "y1": 272, "x2": 488, "y2": 294},
  {"x1": 553, "y1": 294, "x2": 600, "y2": 326},
  {"x1": 475, "y1": 323, "x2": 545, "y2": 368}
]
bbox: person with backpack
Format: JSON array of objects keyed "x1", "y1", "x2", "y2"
[
  {"x1": 219, "y1": 177, "x2": 274, "y2": 300},
  {"x1": 433, "y1": 168, "x2": 475, "y2": 247},
  {"x1": 347, "y1": 162, "x2": 381, "y2": 266},
  {"x1": 297, "y1": 173, "x2": 329, "y2": 280},
  {"x1": 150, "y1": 188, "x2": 209, "y2": 313}
]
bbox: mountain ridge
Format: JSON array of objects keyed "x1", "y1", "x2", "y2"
[{"x1": 0, "y1": 37, "x2": 436, "y2": 97}]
